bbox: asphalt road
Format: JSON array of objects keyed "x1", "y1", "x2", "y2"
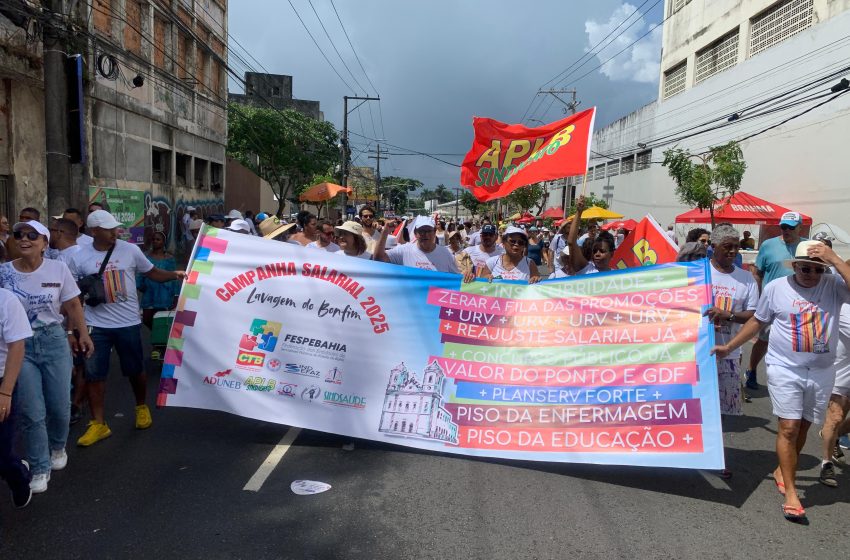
[{"x1": 1, "y1": 343, "x2": 849, "y2": 559}]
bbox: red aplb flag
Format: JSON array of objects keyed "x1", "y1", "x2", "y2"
[
  {"x1": 460, "y1": 108, "x2": 596, "y2": 202},
  {"x1": 611, "y1": 215, "x2": 680, "y2": 269}
]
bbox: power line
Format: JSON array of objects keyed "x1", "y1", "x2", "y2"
[
  {"x1": 329, "y1": 0, "x2": 379, "y2": 95},
  {"x1": 286, "y1": 0, "x2": 355, "y2": 93},
  {"x1": 307, "y1": 0, "x2": 367, "y2": 94}
]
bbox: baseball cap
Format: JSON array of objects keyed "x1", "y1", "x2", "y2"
[
  {"x1": 13, "y1": 220, "x2": 50, "y2": 242},
  {"x1": 226, "y1": 219, "x2": 251, "y2": 233},
  {"x1": 87, "y1": 209, "x2": 122, "y2": 229},
  {"x1": 186, "y1": 206, "x2": 196, "y2": 212},
  {"x1": 779, "y1": 211, "x2": 802, "y2": 228},
  {"x1": 411, "y1": 216, "x2": 436, "y2": 232},
  {"x1": 503, "y1": 226, "x2": 528, "y2": 238},
  {"x1": 481, "y1": 224, "x2": 497, "y2": 234}
]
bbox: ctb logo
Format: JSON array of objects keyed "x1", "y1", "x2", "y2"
[{"x1": 236, "y1": 351, "x2": 265, "y2": 369}]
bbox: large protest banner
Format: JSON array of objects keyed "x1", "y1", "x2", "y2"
[
  {"x1": 460, "y1": 108, "x2": 596, "y2": 202},
  {"x1": 159, "y1": 227, "x2": 724, "y2": 469}
]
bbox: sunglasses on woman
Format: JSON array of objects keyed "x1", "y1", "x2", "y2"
[{"x1": 13, "y1": 231, "x2": 41, "y2": 241}]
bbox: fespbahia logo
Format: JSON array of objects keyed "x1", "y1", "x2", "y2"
[
  {"x1": 236, "y1": 350, "x2": 265, "y2": 369},
  {"x1": 249, "y1": 318, "x2": 282, "y2": 352},
  {"x1": 325, "y1": 367, "x2": 343, "y2": 384}
]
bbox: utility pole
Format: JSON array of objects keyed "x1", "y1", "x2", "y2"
[
  {"x1": 539, "y1": 89, "x2": 579, "y2": 115},
  {"x1": 368, "y1": 144, "x2": 387, "y2": 214},
  {"x1": 340, "y1": 95, "x2": 380, "y2": 218},
  {"x1": 44, "y1": 0, "x2": 72, "y2": 216}
]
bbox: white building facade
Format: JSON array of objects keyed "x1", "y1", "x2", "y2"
[
  {"x1": 379, "y1": 361, "x2": 459, "y2": 444},
  {"x1": 546, "y1": 0, "x2": 850, "y2": 241}
]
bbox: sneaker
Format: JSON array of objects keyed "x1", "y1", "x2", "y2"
[
  {"x1": 10, "y1": 460, "x2": 32, "y2": 509},
  {"x1": 839, "y1": 435, "x2": 850, "y2": 450},
  {"x1": 77, "y1": 421, "x2": 112, "y2": 447},
  {"x1": 50, "y1": 448, "x2": 68, "y2": 471},
  {"x1": 744, "y1": 370, "x2": 759, "y2": 390},
  {"x1": 69, "y1": 405, "x2": 83, "y2": 426},
  {"x1": 135, "y1": 404, "x2": 152, "y2": 429},
  {"x1": 819, "y1": 462, "x2": 838, "y2": 487},
  {"x1": 30, "y1": 472, "x2": 50, "y2": 494},
  {"x1": 832, "y1": 441, "x2": 845, "y2": 464}
]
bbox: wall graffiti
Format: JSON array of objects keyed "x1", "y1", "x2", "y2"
[{"x1": 143, "y1": 192, "x2": 224, "y2": 252}]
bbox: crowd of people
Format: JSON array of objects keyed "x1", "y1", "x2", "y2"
[{"x1": 1, "y1": 199, "x2": 849, "y2": 526}]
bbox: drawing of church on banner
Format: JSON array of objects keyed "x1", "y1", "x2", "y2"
[{"x1": 379, "y1": 360, "x2": 458, "y2": 445}]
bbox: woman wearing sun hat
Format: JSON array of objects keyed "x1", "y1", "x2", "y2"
[
  {"x1": 479, "y1": 226, "x2": 540, "y2": 283},
  {"x1": 258, "y1": 216, "x2": 297, "y2": 243},
  {"x1": 712, "y1": 240, "x2": 850, "y2": 524},
  {"x1": 335, "y1": 221, "x2": 372, "y2": 259}
]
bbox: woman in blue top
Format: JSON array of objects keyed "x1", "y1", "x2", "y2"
[
  {"x1": 526, "y1": 227, "x2": 544, "y2": 267},
  {"x1": 137, "y1": 231, "x2": 179, "y2": 329}
]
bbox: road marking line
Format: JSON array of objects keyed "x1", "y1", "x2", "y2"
[
  {"x1": 243, "y1": 427, "x2": 302, "y2": 492},
  {"x1": 698, "y1": 469, "x2": 731, "y2": 490}
]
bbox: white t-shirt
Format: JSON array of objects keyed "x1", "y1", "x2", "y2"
[
  {"x1": 575, "y1": 262, "x2": 600, "y2": 275},
  {"x1": 387, "y1": 243, "x2": 459, "y2": 273},
  {"x1": 711, "y1": 263, "x2": 759, "y2": 358},
  {"x1": 56, "y1": 245, "x2": 81, "y2": 266},
  {"x1": 0, "y1": 260, "x2": 80, "y2": 328},
  {"x1": 467, "y1": 231, "x2": 481, "y2": 247},
  {"x1": 0, "y1": 287, "x2": 33, "y2": 378},
  {"x1": 181, "y1": 213, "x2": 193, "y2": 241},
  {"x1": 833, "y1": 302, "x2": 850, "y2": 387},
  {"x1": 77, "y1": 233, "x2": 94, "y2": 246},
  {"x1": 755, "y1": 274, "x2": 850, "y2": 369},
  {"x1": 486, "y1": 255, "x2": 532, "y2": 281},
  {"x1": 335, "y1": 250, "x2": 372, "y2": 260},
  {"x1": 550, "y1": 234, "x2": 567, "y2": 256},
  {"x1": 68, "y1": 240, "x2": 154, "y2": 328},
  {"x1": 307, "y1": 241, "x2": 341, "y2": 253},
  {"x1": 463, "y1": 244, "x2": 505, "y2": 273},
  {"x1": 549, "y1": 267, "x2": 571, "y2": 280}
]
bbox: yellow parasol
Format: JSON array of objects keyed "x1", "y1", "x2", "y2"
[{"x1": 567, "y1": 206, "x2": 624, "y2": 221}]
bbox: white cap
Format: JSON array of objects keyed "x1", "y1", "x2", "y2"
[
  {"x1": 13, "y1": 220, "x2": 50, "y2": 242},
  {"x1": 87, "y1": 209, "x2": 122, "y2": 229},
  {"x1": 186, "y1": 206, "x2": 196, "y2": 212},
  {"x1": 503, "y1": 225, "x2": 528, "y2": 238},
  {"x1": 227, "y1": 218, "x2": 251, "y2": 233},
  {"x1": 411, "y1": 216, "x2": 436, "y2": 231},
  {"x1": 227, "y1": 209, "x2": 243, "y2": 220}
]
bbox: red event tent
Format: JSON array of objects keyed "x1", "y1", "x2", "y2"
[
  {"x1": 674, "y1": 191, "x2": 812, "y2": 226},
  {"x1": 539, "y1": 207, "x2": 565, "y2": 219}
]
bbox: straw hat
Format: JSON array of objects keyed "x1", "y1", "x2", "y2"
[
  {"x1": 259, "y1": 216, "x2": 295, "y2": 239},
  {"x1": 335, "y1": 221, "x2": 363, "y2": 237},
  {"x1": 786, "y1": 240, "x2": 827, "y2": 268}
]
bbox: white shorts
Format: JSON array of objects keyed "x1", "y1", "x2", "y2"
[
  {"x1": 766, "y1": 364, "x2": 835, "y2": 424},
  {"x1": 833, "y1": 334, "x2": 850, "y2": 398}
]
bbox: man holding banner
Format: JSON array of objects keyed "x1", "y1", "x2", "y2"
[{"x1": 712, "y1": 240, "x2": 850, "y2": 523}]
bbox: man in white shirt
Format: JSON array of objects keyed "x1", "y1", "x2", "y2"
[
  {"x1": 306, "y1": 220, "x2": 341, "y2": 252},
  {"x1": 48, "y1": 219, "x2": 81, "y2": 265},
  {"x1": 62, "y1": 208, "x2": 93, "y2": 246},
  {"x1": 181, "y1": 206, "x2": 197, "y2": 254},
  {"x1": 0, "y1": 287, "x2": 34, "y2": 508},
  {"x1": 69, "y1": 211, "x2": 185, "y2": 447},
  {"x1": 374, "y1": 217, "x2": 459, "y2": 273},
  {"x1": 462, "y1": 224, "x2": 504, "y2": 275},
  {"x1": 712, "y1": 240, "x2": 850, "y2": 522}
]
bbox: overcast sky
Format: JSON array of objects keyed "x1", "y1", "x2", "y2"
[{"x1": 228, "y1": 1, "x2": 665, "y2": 189}]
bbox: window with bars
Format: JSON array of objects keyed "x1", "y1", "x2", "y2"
[
  {"x1": 586, "y1": 170, "x2": 593, "y2": 183},
  {"x1": 695, "y1": 29, "x2": 739, "y2": 84},
  {"x1": 0, "y1": 176, "x2": 10, "y2": 219},
  {"x1": 607, "y1": 161, "x2": 620, "y2": 177},
  {"x1": 750, "y1": 0, "x2": 813, "y2": 57},
  {"x1": 663, "y1": 62, "x2": 687, "y2": 99},
  {"x1": 621, "y1": 155, "x2": 635, "y2": 174},
  {"x1": 636, "y1": 150, "x2": 652, "y2": 171},
  {"x1": 594, "y1": 165, "x2": 606, "y2": 180},
  {"x1": 669, "y1": 0, "x2": 692, "y2": 16}
]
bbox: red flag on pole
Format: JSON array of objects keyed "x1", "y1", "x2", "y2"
[
  {"x1": 611, "y1": 215, "x2": 679, "y2": 269},
  {"x1": 460, "y1": 108, "x2": 596, "y2": 202}
]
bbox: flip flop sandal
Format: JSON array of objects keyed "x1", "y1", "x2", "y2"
[
  {"x1": 782, "y1": 504, "x2": 808, "y2": 524},
  {"x1": 772, "y1": 474, "x2": 786, "y2": 496}
]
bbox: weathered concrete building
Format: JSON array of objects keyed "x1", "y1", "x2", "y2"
[
  {"x1": 0, "y1": 0, "x2": 228, "y2": 251},
  {"x1": 229, "y1": 72, "x2": 322, "y2": 120}
]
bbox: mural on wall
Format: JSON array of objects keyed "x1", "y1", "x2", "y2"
[
  {"x1": 143, "y1": 191, "x2": 224, "y2": 251},
  {"x1": 88, "y1": 187, "x2": 146, "y2": 244}
]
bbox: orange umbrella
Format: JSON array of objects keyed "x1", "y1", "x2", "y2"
[{"x1": 299, "y1": 182, "x2": 352, "y2": 202}]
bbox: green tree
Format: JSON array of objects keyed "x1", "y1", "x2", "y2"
[
  {"x1": 227, "y1": 103, "x2": 339, "y2": 217},
  {"x1": 460, "y1": 191, "x2": 489, "y2": 220},
  {"x1": 662, "y1": 141, "x2": 746, "y2": 227},
  {"x1": 505, "y1": 183, "x2": 547, "y2": 215},
  {"x1": 434, "y1": 184, "x2": 453, "y2": 204},
  {"x1": 381, "y1": 176, "x2": 422, "y2": 215}
]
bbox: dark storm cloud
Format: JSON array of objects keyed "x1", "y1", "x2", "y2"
[{"x1": 228, "y1": 1, "x2": 663, "y2": 189}]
